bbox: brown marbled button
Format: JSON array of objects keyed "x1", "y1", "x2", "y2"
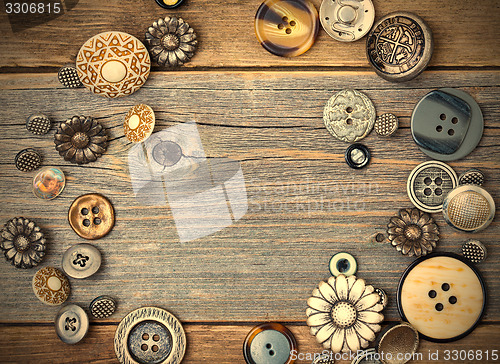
[
  {"x1": 255, "y1": 0, "x2": 319, "y2": 57},
  {"x1": 32, "y1": 266, "x2": 70, "y2": 306},
  {"x1": 68, "y1": 194, "x2": 115, "y2": 240}
]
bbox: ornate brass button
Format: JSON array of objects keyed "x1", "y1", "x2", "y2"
[
  {"x1": 55, "y1": 304, "x2": 89, "y2": 344},
  {"x1": 62, "y1": 243, "x2": 101, "y2": 279},
  {"x1": 255, "y1": 0, "x2": 319, "y2": 57},
  {"x1": 366, "y1": 12, "x2": 433, "y2": 82},
  {"x1": 374, "y1": 113, "x2": 398, "y2": 137},
  {"x1": 76, "y1": 31, "x2": 151, "y2": 98},
  {"x1": 375, "y1": 322, "x2": 419, "y2": 364},
  {"x1": 32, "y1": 266, "x2": 70, "y2": 306},
  {"x1": 15, "y1": 148, "x2": 41, "y2": 172},
  {"x1": 90, "y1": 295, "x2": 117, "y2": 319},
  {"x1": 243, "y1": 322, "x2": 297, "y2": 364},
  {"x1": 68, "y1": 194, "x2": 115, "y2": 240},
  {"x1": 124, "y1": 104, "x2": 155, "y2": 143}
]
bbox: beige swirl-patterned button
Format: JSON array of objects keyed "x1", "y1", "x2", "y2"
[
  {"x1": 76, "y1": 31, "x2": 151, "y2": 98},
  {"x1": 32, "y1": 266, "x2": 70, "y2": 306},
  {"x1": 124, "y1": 104, "x2": 156, "y2": 143}
]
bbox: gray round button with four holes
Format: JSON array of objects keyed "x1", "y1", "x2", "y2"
[
  {"x1": 55, "y1": 304, "x2": 89, "y2": 344},
  {"x1": 62, "y1": 243, "x2": 101, "y2": 279}
]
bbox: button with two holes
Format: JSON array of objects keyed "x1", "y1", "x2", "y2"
[
  {"x1": 68, "y1": 194, "x2": 115, "y2": 240},
  {"x1": 244, "y1": 323, "x2": 297, "y2": 364}
]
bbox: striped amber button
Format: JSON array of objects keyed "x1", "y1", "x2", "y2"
[{"x1": 255, "y1": 0, "x2": 319, "y2": 57}]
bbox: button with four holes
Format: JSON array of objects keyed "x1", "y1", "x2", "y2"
[
  {"x1": 68, "y1": 194, "x2": 115, "y2": 240},
  {"x1": 55, "y1": 304, "x2": 89, "y2": 344},
  {"x1": 62, "y1": 243, "x2": 101, "y2": 279},
  {"x1": 244, "y1": 322, "x2": 297, "y2": 364}
]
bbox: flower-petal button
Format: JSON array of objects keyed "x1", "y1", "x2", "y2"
[
  {"x1": 68, "y1": 194, "x2": 115, "y2": 240},
  {"x1": 124, "y1": 104, "x2": 155, "y2": 143},
  {"x1": 243, "y1": 323, "x2": 297, "y2": 364},
  {"x1": 32, "y1": 266, "x2": 70, "y2": 306}
]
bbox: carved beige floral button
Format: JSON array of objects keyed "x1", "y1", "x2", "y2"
[
  {"x1": 32, "y1": 266, "x2": 70, "y2": 306},
  {"x1": 124, "y1": 104, "x2": 156, "y2": 143}
]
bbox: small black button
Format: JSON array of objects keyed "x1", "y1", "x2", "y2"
[{"x1": 345, "y1": 143, "x2": 370, "y2": 169}]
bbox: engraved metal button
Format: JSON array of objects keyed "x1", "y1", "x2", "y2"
[
  {"x1": 374, "y1": 113, "x2": 398, "y2": 137},
  {"x1": 58, "y1": 65, "x2": 83, "y2": 88},
  {"x1": 114, "y1": 307, "x2": 186, "y2": 364},
  {"x1": 329, "y1": 252, "x2": 357, "y2": 277},
  {"x1": 345, "y1": 143, "x2": 370, "y2": 169},
  {"x1": 312, "y1": 354, "x2": 335, "y2": 364},
  {"x1": 375, "y1": 322, "x2": 419, "y2": 364},
  {"x1": 243, "y1": 322, "x2": 297, "y2": 364},
  {"x1": 411, "y1": 88, "x2": 483, "y2": 161},
  {"x1": 442, "y1": 185, "x2": 495, "y2": 233},
  {"x1": 68, "y1": 194, "x2": 115, "y2": 240},
  {"x1": 366, "y1": 12, "x2": 433, "y2": 82},
  {"x1": 90, "y1": 295, "x2": 117, "y2": 319},
  {"x1": 33, "y1": 166, "x2": 65, "y2": 200},
  {"x1": 459, "y1": 168, "x2": 484, "y2": 186},
  {"x1": 15, "y1": 148, "x2": 41, "y2": 172},
  {"x1": 462, "y1": 239, "x2": 487, "y2": 264},
  {"x1": 320, "y1": 0, "x2": 375, "y2": 42},
  {"x1": 55, "y1": 304, "x2": 89, "y2": 344},
  {"x1": 32, "y1": 266, "x2": 70, "y2": 306},
  {"x1": 125, "y1": 104, "x2": 155, "y2": 143},
  {"x1": 26, "y1": 114, "x2": 51, "y2": 135},
  {"x1": 255, "y1": 0, "x2": 319, "y2": 57},
  {"x1": 62, "y1": 243, "x2": 101, "y2": 279},
  {"x1": 407, "y1": 161, "x2": 457, "y2": 213},
  {"x1": 76, "y1": 32, "x2": 151, "y2": 98},
  {"x1": 324, "y1": 89, "x2": 376, "y2": 143},
  {"x1": 154, "y1": 0, "x2": 185, "y2": 9}
]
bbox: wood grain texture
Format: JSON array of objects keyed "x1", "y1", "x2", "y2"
[
  {"x1": 1, "y1": 323, "x2": 500, "y2": 363},
  {"x1": 0, "y1": 71, "x2": 498, "y2": 325},
  {"x1": 0, "y1": 0, "x2": 499, "y2": 69}
]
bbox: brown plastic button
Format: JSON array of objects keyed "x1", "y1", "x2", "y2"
[
  {"x1": 68, "y1": 194, "x2": 115, "y2": 240},
  {"x1": 32, "y1": 266, "x2": 70, "y2": 306}
]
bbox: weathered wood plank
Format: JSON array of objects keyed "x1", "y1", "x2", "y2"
[
  {"x1": 0, "y1": 0, "x2": 499, "y2": 69},
  {"x1": 0, "y1": 70, "x2": 498, "y2": 324},
  {"x1": 1, "y1": 323, "x2": 499, "y2": 363}
]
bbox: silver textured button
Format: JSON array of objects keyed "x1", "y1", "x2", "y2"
[
  {"x1": 459, "y1": 168, "x2": 484, "y2": 186},
  {"x1": 329, "y1": 252, "x2": 357, "y2": 277},
  {"x1": 442, "y1": 185, "x2": 495, "y2": 233},
  {"x1": 55, "y1": 304, "x2": 89, "y2": 344},
  {"x1": 58, "y1": 66, "x2": 83, "y2": 88},
  {"x1": 62, "y1": 243, "x2": 101, "y2": 279},
  {"x1": 243, "y1": 323, "x2": 297, "y2": 364},
  {"x1": 324, "y1": 89, "x2": 376, "y2": 143},
  {"x1": 320, "y1": 0, "x2": 375, "y2": 42},
  {"x1": 115, "y1": 307, "x2": 186, "y2": 364},
  {"x1": 15, "y1": 148, "x2": 42, "y2": 172},
  {"x1": 462, "y1": 239, "x2": 487, "y2": 264},
  {"x1": 407, "y1": 161, "x2": 457, "y2": 213},
  {"x1": 90, "y1": 295, "x2": 117, "y2": 318},
  {"x1": 374, "y1": 113, "x2": 398, "y2": 137},
  {"x1": 26, "y1": 114, "x2": 51, "y2": 135}
]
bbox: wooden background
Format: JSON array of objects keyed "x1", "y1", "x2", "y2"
[{"x1": 0, "y1": 0, "x2": 499, "y2": 363}]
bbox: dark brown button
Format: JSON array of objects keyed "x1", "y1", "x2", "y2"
[
  {"x1": 68, "y1": 194, "x2": 115, "y2": 240},
  {"x1": 15, "y1": 148, "x2": 42, "y2": 172}
]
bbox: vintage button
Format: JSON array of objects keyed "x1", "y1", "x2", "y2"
[
  {"x1": 329, "y1": 252, "x2": 357, "y2": 277},
  {"x1": 68, "y1": 194, "x2": 115, "y2": 240},
  {"x1": 345, "y1": 143, "x2": 370, "y2": 169},
  {"x1": 312, "y1": 353, "x2": 335, "y2": 364},
  {"x1": 62, "y1": 243, "x2": 101, "y2": 279},
  {"x1": 55, "y1": 304, "x2": 89, "y2": 344},
  {"x1": 255, "y1": 0, "x2": 319, "y2": 57},
  {"x1": 375, "y1": 322, "x2": 419, "y2": 364},
  {"x1": 124, "y1": 104, "x2": 155, "y2": 143},
  {"x1": 462, "y1": 239, "x2": 487, "y2": 264},
  {"x1": 397, "y1": 253, "x2": 486, "y2": 342},
  {"x1": 374, "y1": 113, "x2": 398, "y2": 137},
  {"x1": 155, "y1": 0, "x2": 185, "y2": 9},
  {"x1": 76, "y1": 31, "x2": 151, "y2": 98},
  {"x1": 58, "y1": 65, "x2": 83, "y2": 88},
  {"x1": 26, "y1": 114, "x2": 51, "y2": 135},
  {"x1": 374, "y1": 288, "x2": 388, "y2": 309},
  {"x1": 243, "y1": 322, "x2": 297, "y2": 364},
  {"x1": 320, "y1": 0, "x2": 374, "y2": 42},
  {"x1": 32, "y1": 266, "x2": 70, "y2": 306},
  {"x1": 442, "y1": 185, "x2": 495, "y2": 233},
  {"x1": 324, "y1": 89, "x2": 376, "y2": 143},
  {"x1": 366, "y1": 12, "x2": 433, "y2": 82},
  {"x1": 411, "y1": 88, "x2": 483, "y2": 161},
  {"x1": 15, "y1": 148, "x2": 41, "y2": 172},
  {"x1": 407, "y1": 160, "x2": 457, "y2": 213},
  {"x1": 33, "y1": 166, "x2": 65, "y2": 200},
  {"x1": 114, "y1": 307, "x2": 186, "y2": 364},
  {"x1": 90, "y1": 295, "x2": 117, "y2": 319},
  {"x1": 351, "y1": 348, "x2": 382, "y2": 364},
  {"x1": 459, "y1": 168, "x2": 484, "y2": 186}
]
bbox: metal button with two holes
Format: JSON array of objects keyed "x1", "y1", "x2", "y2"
[
  {"x1": 320, "y1": 0, "x2": 375, "y2": 42},
  {"x1": 90, "y1": 295, "x2": 117, "y2": 318},
  {"x1": 407, "y1": 161, "x2": 457, "y2": 213},
  {"x1": 459, "y1": 168, "x2": 484, "y2": 186},
  {"x1": 442, "y1": 185, "x2": 495, "y2": 233},
  {"x1": 62, "y1": 243, "x2": 101, "y2": 279},
  {"x1": 114, "y1": 307, "x2": 186, "y2": 364},
  {"x1": 462, "y1": 239, "x2": 487, "y2": 264},
  {"x1": 68, "y1": 194, "x2": 115, "y2": 240},
  {"x1": 329, "y1": 252, "x2": 357, "y2": 277},
  {"x1": 15, "y1": 148, "x2": 42, "y2": 172},
  {"x1": 58, "y1": 66, "x2": 83, "y2": 88},
  {"x1": 345, "y1": 143, "x2": 370, "y2": 169},
  {"x1": 244, "y1": 322, "x2": 297, "y2": 364},
  {"x1": 55, "y1": 304, "x2": 89, "y2": 344},
  {"x1": 411, "y1": 88, "x2": 483, "y2": 161},
  {"x1": 26, "y1": 114, "x2": 51, "y2": 135},
  {"x1": 366, "y1": 12, "x2": 433, "y2": 82},
  {"x1": 324, "y1": 89, "x2": 376, "y2": 143},
  {"x1": 374, "y1": 113, "x2": 398, "y2": 137}
]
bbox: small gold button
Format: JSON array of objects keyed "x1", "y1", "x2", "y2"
[
  {"x1": 32, "y1": 266, "x2": 70, "y2": 306},
  {"x1": 68, "y1": 194, "x2": 115, "y2": 240}
]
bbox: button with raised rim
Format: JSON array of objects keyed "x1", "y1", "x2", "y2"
[
  {"x1": 155, "y1": 0, "x2": 185, "y2": 9},
  {"x1": 33, "y1": 166, "x2": 65, "y2": 200},
  {"x1": 62, "y1": 243, "x2": 101, "y2": 279},
  {"x1": 15, "y1": 148, "x2": 41, "y2": 172},
  {"x1": 68, "y1": 194, "x2": 115, "y2": 240},
  {"x1": 244, "y1": 322, "x2": 297, "y2": 364},
  {"x1": 329, "y1": 252, "x2": 357, "y2": 277},
  {"x1": 124, "y1": 104, "x2": 155, "y2": 143},
  {"x1": 345, "y1": 143, "x2": 370, "y2": 169},
  {"x1": 32, "y1": 266, "x2": 70, "y2": 306},
  {"x1": 374, "y1": 113, "x2": 398, "y2": 137},
  {"x1": 55, "y1": 304, "x2": 89, "y2": 344},
  {"x1": 90, "y1": 295, "x2": 117, "y2": 319},
  {"x1": 458, "y1": 168, "x2": 484, "y2": 186},
  {"x1": 255, "y1": 0, "x2": 319, "y2": 57},
  {"x1": 26, "y1": 114, "x2": 51, "y2": 135}
]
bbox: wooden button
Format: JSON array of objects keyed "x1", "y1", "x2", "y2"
[
  {"x1": 76, "y1": 32, "x2": 150, "y2": 98},
  {"x1": 55, "y1": 304, "x2": 89, "y2": 344},
  {"x1": 32, "y1": 266, "x2": 70, "y2": 306},
  {"x1": 68, "y1": 194, "x2": 115, "y2": 240},
  {"x1": 255, "y1": 0, "x2": 319, "y2": 57},
  {"x1": 397, "y1": 253, "x2": 486, "y2": 342},
  {"x1": 33, "y1": 167, "x2": 66, "y2": 200},
  {"x1": 124, "y1": 104, "x2": 155, "y2": 143},
  {"x1": 243, "y1": 323, "x2": 296, "y2": 364},
  {"x1": 62, "y1": 243, "x2": 101, "y2": 279}
]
